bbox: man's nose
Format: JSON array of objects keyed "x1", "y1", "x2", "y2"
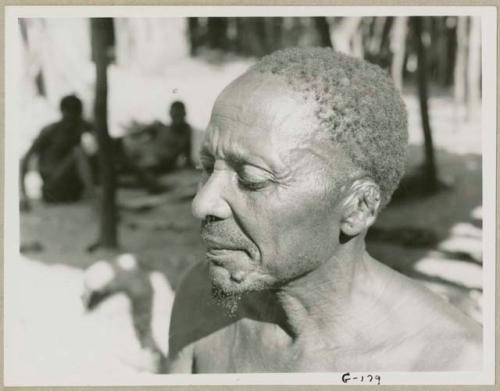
[{"x1": 192, "y1": 173, "x2": 232, "y2": 221}]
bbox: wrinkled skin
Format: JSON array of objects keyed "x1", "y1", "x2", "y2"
[
  {"x1": 193, "y1": 72, "x2": 354, "y2": 295},
  {"x1": 166, "y1": 72, "x2": 482, "y2": 373}
]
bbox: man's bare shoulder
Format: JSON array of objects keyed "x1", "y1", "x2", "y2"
[
  {"x1": 372, "y1": 261, "x2": 482, "y2": 370},
  {"x1": 168, "y1": 261, "x2": 231, "y2": 358},
  {"x1": 404, "y1": 277, "x2": 482, "y2": 370},
  {"x1": 412, "y1": 323, "x2": 482, "y2": 371}
]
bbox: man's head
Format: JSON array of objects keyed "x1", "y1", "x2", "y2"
[
  {"x1": 192, "y1": 48, "x2": 407, "y2": 297},
  {"x1": 60, "y1": 94, "x2": 83, "y2": 120},
  {"x1": 170, "y1": 101, "x2": 187, "y2": 126}
]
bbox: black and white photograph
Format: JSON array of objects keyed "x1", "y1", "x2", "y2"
[{"x1": 3, "y1": 5, "x2": 496, "y2": 387}]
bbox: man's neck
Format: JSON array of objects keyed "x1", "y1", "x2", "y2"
[{"x1": 257, "y1": 238, "x2": 379, "y2": 347}]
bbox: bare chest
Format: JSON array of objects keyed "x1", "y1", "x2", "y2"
[
  {"x1": 192, "y1": 319, "x2": 297, "y2": 372},
  {"x1": 190, "y1": 319, "x2": 424, "y2": 373}
]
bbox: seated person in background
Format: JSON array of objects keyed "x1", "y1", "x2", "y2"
[
  {"x1": 20, "y1": 95, "x2": 167, "y2": 207},
  {"x1": 121, "y1": 101, "x2": 194, "y2": 179},
  {"x1": 20, "y1": 95, "x2": 96, "y2": 206},
  {"x1": 131, "y1": 101, "x2": 194, "y2": 173},
  {"x1": 154, "y1": 101, "x2": 193, "y2": 172},
  {"x1": 166, "y1": 48, "x2": 482, "y2": 373},
  {"x1": 111, "y1": 136, "x2": 168, "y2": 194}
]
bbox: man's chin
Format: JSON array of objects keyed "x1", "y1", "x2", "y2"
[
  {"x1": 208, "y1": 264, "x2": 280, "y2": 317},
  {"x1": 208, "y1": 263, "x2": 250, "y2": 295},
  {"x1": 208, "y1": 263, "x2": 267, "y2": 314},
  {"x1": 207, "y1": 260, "x2": 288, "y2": 295}
]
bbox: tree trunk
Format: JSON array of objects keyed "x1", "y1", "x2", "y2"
[
  {"x1": 412, "y1": 17, "x2": 439, "y2": 192},
  {"x1": 467, "y1": 16, "x2": 481, "y2": 116},
  {"x1": 368, "y1": 17, "x2": 386, "y2": 55},
  {"x1": 435, "y1": 18, "x2": 449, "y2": 87},
  {"x1": 91, "y1": 18, "x2": 118, "y2": 249},
  {"x1": 454, "y1": 17, "x2": 468, "y2": 108},
  {"x1": 333, "y1": 17, "x2": 362, "y2": 55},
  {"x1": 270, "y1": 17, "x2": 283, "y2": 51},
  {"x1": 188, "y1": 17, "x2": 200, "y2": 56},
  {"x1": 207, "y1": 17, "x2": 228, "y2": 50},
  {"x1": 254, "y1": 18, "x2": 269, "y2": 56},
  {"x1": 379, "y1": 17, "x2": 394, "y2": 53},
  {"x1": 352, "y1": 25, "x2": 364, "y2": 58},
  {"x1": 390, "y1": 17, "x2": 408, "y2": 91},
  {"x1": 445, "y1": 16, "x2": 457, "y2": 86},
  {"x1": 313, "y1": 17, "x2": 333, "y2": 48}
]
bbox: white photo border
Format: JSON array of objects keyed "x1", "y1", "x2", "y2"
[{"x1": 4, "y1": 5, "x2": 496, "y2": 386}]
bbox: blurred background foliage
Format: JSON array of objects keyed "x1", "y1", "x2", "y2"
[{"x1": 17, "y1": 16, "x2": 481, "y2": 139}]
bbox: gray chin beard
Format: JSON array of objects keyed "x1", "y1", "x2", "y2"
[{"x1": 211, "y1": 283, "x2": 242, "y2": 318}]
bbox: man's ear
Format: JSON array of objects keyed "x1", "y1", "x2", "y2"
[{"x1": 340, "y1": 179, "x2": 381, "y2": 237}]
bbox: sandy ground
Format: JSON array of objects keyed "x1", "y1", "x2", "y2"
[
  {"x1": 6, "y1": 70, "x2": 485, "y2": 384},
  {"x1": 6, "y1": 172, "x2": 197, "y2": 385}
]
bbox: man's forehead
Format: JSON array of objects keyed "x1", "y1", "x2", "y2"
[
  {"x1": 202, "y1": 116, "x2": 283, "y2": 172},
  {"x1": 211, "y1": 72, "x2": 318, "y2": 133},
  {"x1": 215, "y1": 71, "x2": 301, "y2": 111}
]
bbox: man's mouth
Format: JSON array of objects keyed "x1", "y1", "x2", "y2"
[
  {"x1": 201, "y1": 227, "x2": 253, "y2": 269},
  {"x1": 206, "y1": 247, "x2": 243, "y2": 265},
  {"x1": 201, "y1": 232, "x2": 243, "y2": 253}
]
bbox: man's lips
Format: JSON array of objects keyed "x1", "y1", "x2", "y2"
[
  {"x1": 206, "y1": 249, "x2": 240, "y2": 266},
  {"x1": 201, "y1": 232, "x2": 254, "y2": 283},
  {"x1": 201, "y1": 232, "x2": 240, "y2": 250},
  {"x1": 205, "y1": 247, "x2": 252, "y2": 283},
  {"x1": 205, "y1": 245, "x2": 245, "y2": 257},
  {"x1": 201, "y1": 235, "x2": 250, "y2": 263}
]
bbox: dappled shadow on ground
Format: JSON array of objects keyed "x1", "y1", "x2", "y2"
[
  {"x1": 20, "y1": 168, "x2": 203, "y2": 291},
  {"x1": 369, "y1": 146, "x2": 481, "y2": 263},
  {"x1": 18, "y1": 168, "x2": 203, "y2": 371},
  {"x1": 367, "y1": 145, "x2": 483, "y2": 322}
]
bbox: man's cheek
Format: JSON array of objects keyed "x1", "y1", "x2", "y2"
[
  {"x1": 264, "y1": 203, "x2": 323, "y2": 244},
  {"x1": 274, "y1": 195, "x2": 338, "y2": 242}
]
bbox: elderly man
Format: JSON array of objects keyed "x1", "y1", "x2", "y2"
[{"x1": 166, "y1": 48, "x2": 482, "y2": 373}]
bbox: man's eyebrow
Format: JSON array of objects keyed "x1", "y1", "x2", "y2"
[
  {"x1": 200, "y1": 140, "x2": 281, "y2": 175},
  {"x1": 224, "y1": 150, "x2": 248, "y2": 166},
  {"x1": 224, "y1": 149, "x2": 273, "y2": 171},
  {"x1": 200, "y1": 142, "x2": 249, "y2": 165},
  {"x1": 226, "y1": 151, "x2": 285, "y2": 180}
]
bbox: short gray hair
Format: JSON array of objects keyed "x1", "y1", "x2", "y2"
[{"x1": 250, "y1": 47, "x2": 408, "y2": 207}]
